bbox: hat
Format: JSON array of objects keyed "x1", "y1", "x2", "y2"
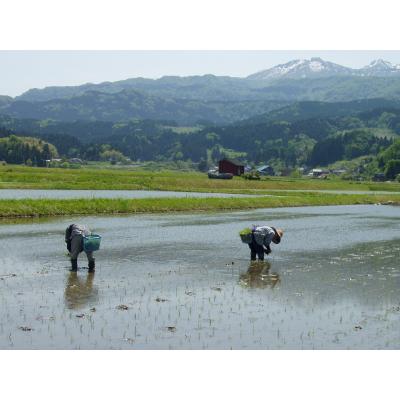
[{"x1": 272, "y1": 227, "x2": 283, "y2": 244}]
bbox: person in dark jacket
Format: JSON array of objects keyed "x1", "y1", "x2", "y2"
[
  {"x1": 249, "y1": 226, "x2": 283, "y2": 261},
  {"x1": 65, "y1": 224, "x2": 95, "y2": 272}
]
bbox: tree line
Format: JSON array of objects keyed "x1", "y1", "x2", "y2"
[
  {"x1": 0, "y1": 135, "x2": 58, "y2": 166},
  {"x1": 1, "y1": 105, "x2": 400, "y2": 179}
]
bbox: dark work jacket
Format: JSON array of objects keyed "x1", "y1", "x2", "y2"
[{"x1": 65, "y1": 224, "x2": 91, "y2": 251}]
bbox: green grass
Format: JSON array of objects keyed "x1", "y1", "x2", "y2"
[
  {"x1": 1, "y1": 164, "x2": 400, "y2": 192},
  {"x1": 0, "y1": 193, "x2": 398, "y2": 219},
  {"x1": 0, "y1": 165, "x2": 399, "y2": 219}
]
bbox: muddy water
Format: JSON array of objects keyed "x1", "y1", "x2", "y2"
[{"x1": 0, "y1": 205, "x2": 399, "y2": 349}]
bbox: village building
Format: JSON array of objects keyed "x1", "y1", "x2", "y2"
[
  {"x1": 311, "y1": 168, "x2": 330, "y2": 177},
  {"x1": 332, "y1": 169, "x2": 347, "y2": 175},
  {"x1": 69, "y1": 158, "x2": 84, "y2": 164},
  {"x1": 218, "y1": 158, "x2": 244, "y2": 176},
  {"x1": 256, "y1": 165, "x2": 275, "y2": 176}
]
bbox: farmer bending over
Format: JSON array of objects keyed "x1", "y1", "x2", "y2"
[
  {"x1": 65, "y1": 224, "x2": 95, "y2": 272},
  {"x1": 249, "y1": 226, "x2": 283, "y2": 261}
]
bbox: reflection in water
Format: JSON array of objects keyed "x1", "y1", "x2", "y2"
[
  {"x1": 239, "y1": 261, "x2": 280, "y2": 289},
  {"x1": 64, "y1": 272, "x2": 99, "y2": 310},
  {"x1": 2, "y1": 205, "x2": 400, "y2": 349}
]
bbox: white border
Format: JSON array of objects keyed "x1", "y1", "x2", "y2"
[
  {"x1": 1, "y1": 0, "x2": 400, "y2": 49},
  {"x1": 1, "y1": 351, "x2": 398, "y2": 400},
  {"x1": 1, "y1": 0, "x2": 399, "y2": 399}
]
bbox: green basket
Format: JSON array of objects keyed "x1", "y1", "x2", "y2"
[
  {"x1": 83, "y1": 234, "x2": 102, "y2": 252},
  {"x1": 239, "y1": 228, "x2": 253, "y2": 244}
]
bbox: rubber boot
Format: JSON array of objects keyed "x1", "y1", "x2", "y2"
[
  {"x1": 70, "y1": 259, "x2": 78, "y2": 272},
  {"x1": 88, "y1": 260, "x2": 95, "y2": 273}
]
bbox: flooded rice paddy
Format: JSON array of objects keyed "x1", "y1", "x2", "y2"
[{"x1": 0, "y1": 204, "x2": 399, "y2": 349}]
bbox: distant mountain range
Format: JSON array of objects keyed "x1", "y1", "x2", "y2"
[
  {"x1": 238, "y1": 98, "x2": 400, "y2": 125},
  {"x1": 10, "y1": 58, "x2": 400, "y2": 103},
  {"x1": 2, "y1": 58, "x2": 400, "y2": 125},
  {"x1": 1, "y1": 90, "x2": 288, "y2": 125},
  {"x1": 247, "y1": 58, "x2": 400, "y2": 80}
]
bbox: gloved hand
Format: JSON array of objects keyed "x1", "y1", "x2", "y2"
[{"x1": 264, "y1": 246, "x2": 271, "y2": 255}]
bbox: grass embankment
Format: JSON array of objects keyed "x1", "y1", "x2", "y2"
[
  {"x1": 1, "y1": 193, "x2": 399, "y2": 218},
  {"x1": 1, "y1": 164, "x2": 400, "y2": 192}
]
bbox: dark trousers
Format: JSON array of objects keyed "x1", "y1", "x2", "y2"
[
  {"x1": 69, "y1": 235, "x2": 94, "y2": 262},
  {"x1": 248, "y1": 237, "x2": 264, "y2": 261}
]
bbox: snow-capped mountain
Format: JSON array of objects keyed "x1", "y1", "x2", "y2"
[
  {"x1": 247, "y1": 57, "x2": 400, "y2": 81},
  {"x1": 247, "y1": 58, "x2": 352, "y2": 80},
  {"x1": 359, "y1": 59, "x2": 400, "y2": 76}
]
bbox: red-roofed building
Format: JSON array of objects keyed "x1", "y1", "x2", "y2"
[{"x1": 218, "y1": 158, "x2": 244, "y2": 176}]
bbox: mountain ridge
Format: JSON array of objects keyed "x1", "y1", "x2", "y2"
[
  {"x1": 3, "y1": 58, "x2": 400, "y2": 125},
  {"x1": 247, "y1": 57, "x2": 400, "y2": 80},
  {"x1": 11, "y1": 58, "x2": 400, "y2": 103}
]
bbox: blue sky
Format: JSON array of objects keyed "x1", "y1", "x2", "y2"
[{"x1": 2, "y1": 50, "x2": 400, "y2": 97}]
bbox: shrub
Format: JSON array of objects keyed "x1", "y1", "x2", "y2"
[
  {"x1": 385, "y1": 159, "x2": 400, "y2": 180},
  {"x1": 242, "y1": 171, "x2": 261, "y2": 180}
]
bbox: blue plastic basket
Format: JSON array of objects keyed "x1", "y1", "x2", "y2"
[{"x1": 83, "y1": 234, "x2": 102, "y2": 252}]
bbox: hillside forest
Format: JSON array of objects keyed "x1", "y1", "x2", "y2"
[{"x1": 1, "y1": 68, "x2": 400, "y2": 181}]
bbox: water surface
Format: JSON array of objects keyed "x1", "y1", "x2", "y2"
[
  {"x1": 0, "y1": 189, "x2": 261, "y2": 200},
  {"x1": 0, "y1": 204, "x2": 399, "y2": 349}
]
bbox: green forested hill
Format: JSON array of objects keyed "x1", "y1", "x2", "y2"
[
  {"x1": 1, "y1": 98, "x2": 400, "y2": 180},
  {"x1": 15, "y1": 75, "x2": 400, "y2": 104},
  {"x1": 1, "y1": 101, "x2": 399, "y2": 170},
  {"x1": 377, "y1": 139, "x2": 400, "y2": 179},
  {"x1": 0, "y1": 135, "x2": 58, "y2": 165},
  {"x1": 240, "y1": 98, "x2": 400, "y2": 125},
  {"x1": 254, "y1": 76, "x2": 400, "y2": 102},
  {"x1": 1, "y1": 89, "x2": 288, "y2": 125},
  {"x1": 16, "y1": 75, "x2": 266, "y2": 102},
  {"x1": 3, "y1": 75, "x2": 400, "y2": 125}
]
